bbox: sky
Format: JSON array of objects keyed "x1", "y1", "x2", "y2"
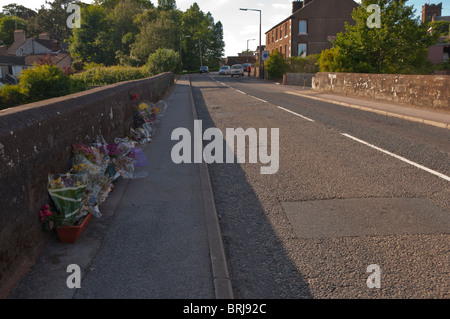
[{"x1": 2, "y1": 0, "x2": 450, "y2": 57}]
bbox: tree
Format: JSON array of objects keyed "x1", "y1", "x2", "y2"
[
  {"x1": 147, "y1": 48, "x2": 179, "y2": 74},
  {"x1": 26, "y1": 0, "x2": 76, "y2": 41},
  {"x1": 130, "y1": 9, "x2": 180, "y2": 64},
  {"x1": 321, "y1": 0, "x2": 437, "y2": 74},
  {"x1": 157, "y1": 0, "x2": 176, "y2": 11},
  {"x1": 107, "y1": 0, "x2": 144, "y2": 56},
  {"x1": 179, "y1": 3, "x2": 224, "y2": 71},
  {"x1": 0, "y1": 15, "x2": 26, "y2": 46},
  {"x1": 427, "y1": 20, "x2": 450, "y2": 37},
  {"x1": 207, "y1": 21, "x2": 225, "y2": 69},
  {"x1": 69, "y1": 4, "x2": 116, "y2": 65},
  {"x1": 265, "y1": 49, "x2": 288, "y2": 80},
  {"x1": 1, "y1": 3, "x2": 33, "y2": 17}
]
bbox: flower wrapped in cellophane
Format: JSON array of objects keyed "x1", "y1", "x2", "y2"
[{"x1": 47, "y1": 173, "x2": 88, "y2": 225}]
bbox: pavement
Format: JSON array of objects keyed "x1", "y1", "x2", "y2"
[
  {"x1": 285, "y1": 89, "x2": 450, "y2": 129},
  {"x1": 6, "y1": 75, "x2": 232, "y2": 299},
  {"x1": 4, "y1": 73, "x2": 449, "y2": 300}
]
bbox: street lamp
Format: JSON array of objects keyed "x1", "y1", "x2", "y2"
[
  {"x1": 240, "y1": 8, "x2": 262, "y2": 79},
  {"x1": 246, "y1": 39, "x2": 256, "y2": 62}
]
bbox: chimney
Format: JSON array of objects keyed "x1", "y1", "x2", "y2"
[
  {"x1": 51, "y1": 40, "x2": 59, "y2": 52},
  {"x1": 292, "y1": 1, "x2": 303, "y2": 14},
  {"x1": 13, "y1": 30, "x2": 26, "y2": 44},
  {"x1": 39, "y1": 32, "x2": 51, "y2": 40}
]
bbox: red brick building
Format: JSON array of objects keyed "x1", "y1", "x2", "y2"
[{"x1": 265, "y1": 0, "x2": 359, "y2": 58}]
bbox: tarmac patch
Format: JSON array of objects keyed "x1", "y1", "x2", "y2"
[{"x1": 282, "y1": 198, "x2": 450, "y2": 239}]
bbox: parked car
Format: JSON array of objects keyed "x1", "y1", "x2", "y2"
[
  {"x1": 199, "y1": 66, "x2": 209, "y2": 73},
  {"x1": 219, "y1": 65, "x2": 231, "y2": 75},
  {"x1": 231, "y1": 64, "x2": 244, "y2": 77}
]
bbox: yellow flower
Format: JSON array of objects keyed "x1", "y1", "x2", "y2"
[{"x1": 139, "y1": 103, "x2": 149, "y2": 110}]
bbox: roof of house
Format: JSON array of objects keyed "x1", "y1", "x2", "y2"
[
  {"x1": 0, "y1": 55, "x2": 26, "y2": 65},
  {"x1": 24, "y1": 52, "x2": 71, "y2": 66}
]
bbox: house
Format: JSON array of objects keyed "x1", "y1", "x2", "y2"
[
  {"x1": 0, "y1": 30, "x2": 72, "y2": 81},
  {"x1": 0, "y1": 55, "x2": 26, "y2": 84},
  {"x1": 265, "y1": 0, "x2": 359, "y2": 58},
  {"x1": 225, "y1": 52, "x2": 257, "y2": 66},
  {"x1": 422, "y1": 2, "x2": 450, "y2": 65}
]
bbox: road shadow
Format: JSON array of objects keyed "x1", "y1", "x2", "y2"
[{"x1": 190, "y1": 78, "x2": 312, "y2": 299}]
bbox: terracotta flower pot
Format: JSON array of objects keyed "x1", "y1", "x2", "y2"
[{"x1": 57, "y1": 214, "x2": 92, "y2": 243}]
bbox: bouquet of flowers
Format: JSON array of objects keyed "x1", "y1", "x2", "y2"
[
  {"x1": 70, "y1": 163, "x2": 113, "y2": 218},
  {"x1": 107, "y1": 139, "x2": 137, "y2": 179},
  {"x1": 47, "y1": 173, "x2": 88, "y2": 226}
]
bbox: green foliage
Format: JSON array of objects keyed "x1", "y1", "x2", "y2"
[
  {"x1": 69, "y1": 4, "x2": 116, "y2": 65},
  {"x1": 26, "y1": 0, "x2": 74, "y2": 41},
  {"x1": 70, "y1": 65, "x2": 151, "y2": 86},
  {"x1": 130, "y1": 9, "x2": 180, "y2": 64},
  {"x1": 288, "y1": 54, "x2": 320, "y2": 73},
  {"x1": 319, "y1": 0, "x2": 438, "y2": 74},
  {"x1": 0, "y1": 84, "x2": 27, "y2": 109},
  {"x1": 427, "y1": 20, "x2": 450, "y2": 38},
  {"x1": 19, "y1": 64, "x2": 88, "y2": 102},
  {"x1": 265, "y1": 49, "x2": 289, "y2": 80},
  {"x1": 146, "y1": 48, "x2": 180, "y2": 74},
  {"x1": 0, "y1": 64, "x2": 88, "y2": 108},
  {"x1": 66, "y1": 1, "x2": 224, "y2": 71},
  {"x1": 0, "y1": 16, "x2": 27, "y2": 46}
]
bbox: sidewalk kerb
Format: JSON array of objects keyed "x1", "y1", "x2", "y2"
[
  {"x1": 286, "y1": 91, "x2": 450, "y2": 130},
  {"x1": 187, "y1": 75, "x2": 234, "y2": 299}
]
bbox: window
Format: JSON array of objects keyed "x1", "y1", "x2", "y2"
[
  {"x1": 285, "y1": 23, "x2": 288, "y2": 37},
  {"x1": 285, "y1": 44, "x2": 287, "y2": 58},
  {"x1": 280, "y1": 26, "x2": 283, "y2": 39},
  {"x1": 272, "y1": 30, "x2": 274, "y2": 42},
  {"x1": 275, "y1": 28, "x2": 278, "y2": 41},
  {"x1": 298, "y1": 43, "x2": 307, "y2": 58},
  {"x1": 267, "y1": 34, "x2": 270, "y2": 45},
  {"x1": 299, "y1": 20, "x2": 307, "y2": 34}
]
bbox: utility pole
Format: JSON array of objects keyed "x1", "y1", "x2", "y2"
[
  {"x1": 240, "y1": 8, "x2": 262, "y2": 79},
  {"x1": 199, "y1": 37, "x2": 202, "y2": 67}
]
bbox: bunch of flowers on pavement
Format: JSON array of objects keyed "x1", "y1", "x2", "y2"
[
  {"x1": 39, "y1": 98, "x2": 168, "y2": 232},
  {"x1": 131, "y1": 100, "x2": 168, "y2": 144},
  {"x1": 45, "y1": 173, "x2": 89, "y2": 229}
]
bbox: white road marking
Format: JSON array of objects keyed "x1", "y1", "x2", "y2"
[
  {"x1": 341, "y1": 133, "x2": 450, "y2": 182},
  {"x1": 252, "y1": 96, "x2": 268, "y2": 103},
  {"x1": 276, "y1": 105, "x2": 315, "y2": 122},
  {"x1": 213, "y1": 78, "x2": 313, "y2": 122}
]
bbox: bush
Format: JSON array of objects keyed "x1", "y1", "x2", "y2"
[
  {"x1": 147, "y1": 49, "x2": 180, "y2": 75},
  {"x1": 0, "y1": 84, "x2": 27, "y2": 110},
  {"x1": 264, "y1": 49, "x2": 289, "y2": 80},
  {"x1": 288, "y1": 54, "x2": 320, "y2": 73},
  {"x1": 19, "y1": 64, "x2": 87, "y2": 102},
  {"x1": 71, "y1": 65, "x2": 151, "y2": 86}
]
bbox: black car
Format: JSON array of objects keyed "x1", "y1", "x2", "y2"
[{"x1": 199, "y1": 66, "x2": 209, "y2": 73}]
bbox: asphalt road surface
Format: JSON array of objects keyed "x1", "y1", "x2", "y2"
[{"x1": 190, "y1": 72, "x2": 449, "y2": 299}]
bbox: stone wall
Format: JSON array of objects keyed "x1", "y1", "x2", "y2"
[
  {"x1": 283, "y1": 73, "x2": 315, "y2": 86},
  {"x1": 0, "y1": 72, "x2": 174, "y2": 297},
  {"x1": 311, "y1": 72, "x2": 450, "y2": 112}
]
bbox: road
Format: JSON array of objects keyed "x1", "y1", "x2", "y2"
[{"x1": 190, "y1": 72, "x2": 450, "y2": 299}]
